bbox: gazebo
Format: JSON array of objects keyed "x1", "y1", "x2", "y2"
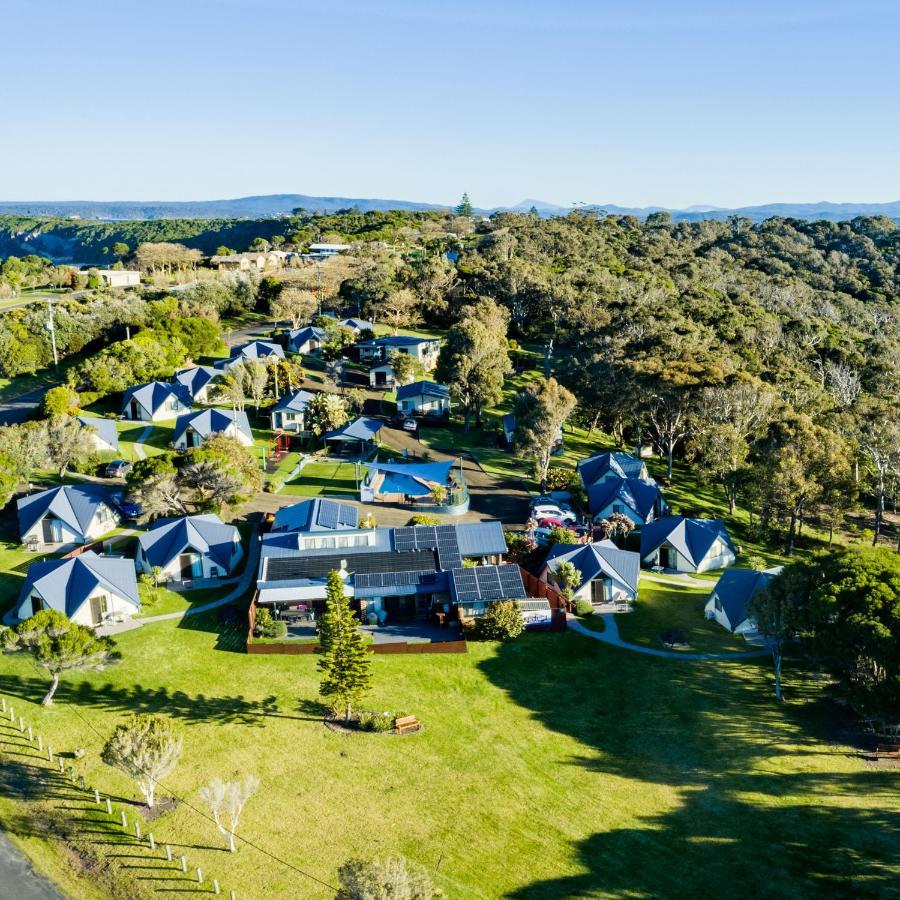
[{"x1": 323, "y1": 417, "x2": 384, "y2": 458}]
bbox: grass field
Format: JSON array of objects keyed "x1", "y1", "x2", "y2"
[
  {"x1": 1, "y1": 618, "x2": 899, "y2": 899},
  {"x1": 280, "y1": 459, "x2": 359, "y2": 497},
  {"x1": 134, "y1": 584, "x2": 231, "y2": 618}
]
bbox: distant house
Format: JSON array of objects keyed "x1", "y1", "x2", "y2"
[
  {"x1": 215, "y1": 340, "x2": 285, "y2": 371},
  {"x1": 587, "y1": 476, "x2": 668, "y2": 525},
  {"x1": 270, "y1": 390, "x2": 315, "y2": 433},
  {"x1": 174, "y1": 366, "x2": 220, "y2": 404},
  {"x1": 323, "y1": 417, "x2": 383, "y2": 456},
  {"x1": 286, "y1": 326, "x2": 328, "y2": 355},
  {"x1": 95, "y1": 270, "x2": 140, "y2": 288},
  {"x1": 542, "y1": 540, "x2": 641, "y2": 608},
  {"x1": 640, "y1": 516, "x2": 737, "y2": 573},
  {"x1": 122, "y1": 382, "x2": 191, "y2": 422},
  {"x1": 271, "y1": 498, "x2": 359, "y2": 533},
  {"x1": 307, "y1": 243, "x2": 350, "y2": 258},
  {"x1": 705, "y1": 567, "x2": 780, "y2": 634},
  {"x1": 75, "y1": 416, "x2": 119, "y2": 454},
  {"x1": 209, "y1": 252, "x2": 280, "y2": 271},
  {"x1": 396, "y1": 381, "x2": 450, "y2": 417},
  {"x1": 369, "y1": 361, "x2": 395, "y2": 388},
  {"x1": 356, "y1": 335, "x2": 441, "y2": 369},
  {"x1": 17, "y1": 484, "x2": 119, "y2": 547},
  {"x1": 172, "y1": 408, "x2": 253, "y2": 449},
  {"x1": 137, "y1": 514, "x2": 243, "y2": 583},
  {"x1": 578, "y1": 451, "x2": 652, "y2": 488},
  {"x1": 10, "y1": 551, "x2": 139, "y2": 627},
  {"x1": 502, "y1": 414, "x2": 517, "y2": 448},
  {"x1": 338, "y1": 317, "x2": 373, "y2": 335}
]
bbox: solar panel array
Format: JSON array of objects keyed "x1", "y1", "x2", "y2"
[
  {"x1": 355, "y1": 571, "x2": 439, "y2": 589},
  {"x1": 391, "y1": 525, "x2": 462, "y2": 570},
  {"x1": 449, "y1": 564, "x2": 527, "y2": 603},
  {"x1": 316, "y1": 501, "x2": 339, "y2": 530},
  {"x1": 312, "y1": 500, "x2": 358, "y2": 531},
  {"x1": 266, "y1": 549, "x2": 436, "y2": 582}
]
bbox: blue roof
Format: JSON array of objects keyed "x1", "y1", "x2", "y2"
[
  {"x1": 272, "y1": 390, "x2": 315, "y2": 414},
  {"x1": 232, "y1": 340, "x2": 285, "y2": 360},
  {"x1": 324, "y1": 417, "x2": 383, "y2": 442},
  {"x1": 544, "y1": 540, "x2": 640, "y2": 595},
  {"x1": 174, "y1": 366, "x2": 219, "y2": 399},
  {"x1": 75, "y1": 416, "x2": 119, "y2": 450},
  {"x1": 587, "y1": 477, "x2": 662, "y2": 520},
  {"x1": 138, "y1": 514, "x2": 240, "y2": 570},
  {"x1": 272, "y1": 499, "x2": 359, "y2": 533},
  {"x1": 340, "y1": 318, "x2": 373, "y2": 332},
  {"x1": 640, "y1": 516, "x2": 736, "y2": 567},
  {"x1": 122, "y1": 381, "x2": 191, "y2": 417},
  {"x1": 16, "y1": 551, "x2": 139, "y2": 620},
  {"x1": 17, "y1": 484, "x2": 115, "y2": 540},
  {"x1": 172, "y1": 408, "x2": 253, "y2": 444},
  {"x1": 287, "y1": 326, "x2": 327, "y2": 348},
  {"x1": 709, "y1": 568, "x2": 777, "y2": 630},
  {"x1": 579, "y1": 451, "x2": 648, "y2": 486},
  {"x1": 396, "y1": 381, "x2": 450, "y2": 402}
]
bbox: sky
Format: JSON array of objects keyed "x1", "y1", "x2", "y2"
[{"x1": 1, "y1": 0, "x2": 898, "y2": 209}]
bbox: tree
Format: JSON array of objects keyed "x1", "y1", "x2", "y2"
[
  {"x1": 317, "y1": 570, "x2": 372, "y2": 721},
  {"x1": 474, "y1": 600, "x2": 525, "y2": 640},
  {"x1": 515, "y1": 377, "x2": 576, "y2": 485},
  {"x1": 435, "y1": 299, "x2": 511, "y2": 431},
  {"x1": 42, "y1": 385, "x2": 79, "y2": 418},
  {"x1": 242, "y1": 359, "x2": 269, "y2": 412},
  {"x1": 0, "y1": 422, "x2": 49, "y2": 485},
  {"x1": 388, "y1": 350, "x2": 424, "y2": 386},
  {"x1": 101, "y1": 714, "x2": 182, "y2": 810},
  {"x1": 455, "y1": 193, "x2": 473, "y2": 217},
  {"x1": 336, "y1": 855, "x2": 436, "y2": 900},
  {"x1": 2, "y1": 610, "x2": 120, "y2": 705},
  {"x1": 180, "y1": 462, "x2": 245, "y2": 513},
  {"x1": 645, "y1": 386, "x2": 692, "y2": 481},
  {"x1": 346, "y1": 388, "x2": 367, "y2": 415},
  {"x1": 218, "y1": 369, "x2": 247, "y2": 412},
  {"x1": 47, "y1": 416, "x2": 96, "y2": 477},
  {"x1": 856, "y1": 403, "x2": 900, "y2": 545},
  {"x1": 112, "y1": 242, "x2": 130, "y2": 259},
  {"x1": 271, "y1": 286, "x2": 317, "y2": 329},
  {"x1": 553, "y1": 560, "x2": 581, "y2": 599},
  {"x1": 748, "y1": 567, "x2": 809, "y2": 700},
  {"x1": 137, "y1": 473, "x2": 190, "y2": 519},
  {"x1": 372, "y1": 288, "x2": 420, "y2": 334},
  {"x1": 199, "y1": 775, "x2": 260, "y2": 852},
  {"x1": 306, "y1": 392, "x2": 349, "y2": 438}
]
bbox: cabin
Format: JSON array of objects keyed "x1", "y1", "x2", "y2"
[
  {"x1": 286, "y1": 326, "x2": 328, "y2": 355},
  {"x1": 75, "y1": 416, "x2": 119, "y2": 454},
  {"x1": 122, "y1": 382, "x2": 191, "y2": 422},
  {"x1": 705, "y1": 567, "x2": 780, "y2": 634},
  {"x1": 587, "y1": 477, "x2": 668, "y2": 526},
  {"x1": 174, "y1": 365, "x2": 220, "y2": 404},
  {"x1": 542, "y1": 540, "x2": 641, "y2": 609},
  {"x1": 270, "y1": 390, "x2": 315, "y2": 433},
  {"x1": 640, "y1": 516, "x2": 737, "y2": 573},
  {"x1": 215, "y1": 340, "x2": 285, "y2": 371},
  {"x1": 17, "y1": 485, "x2": 119, "y2": 548},
  {"x1": 137, "y1": 514, "x2": 244, "y2": 583},
  {"x1": 95, "y1": 270, "x2": 141, "y2": 288},
  {"x1": 369, "y1": 362, "x2": 395, "y2": 388},
  {"x1": 396, "y1": 381, "x2": 450, "y2": 418},
  {"x1": 356, "y1": 335, "x2": 441, "y2": 369},
  {"x1": 172, "y1": 408, "x2": 253, "y2": 449},
  {"x1": 578, "y1": 451, "x2": 652, "y2": 488}
]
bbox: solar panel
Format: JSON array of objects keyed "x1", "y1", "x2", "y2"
[
  {"x1": 316, "y1": 501, "x2": 339, "y2": 530},
  {"x1": 449, "y1": 565, "x2": 526, "y2": 603},
  {"x1": 337, "y1": 505, "x2": 358, "y2": 527}
]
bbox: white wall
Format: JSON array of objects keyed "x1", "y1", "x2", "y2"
[
  {"x1": 22, "y1": 504, "x2": 118, "y2": 546},
  {"x1": 696, "y1": 539, "x2": 736, "y2": 574},
  {"x1": 17, "y1": 585, "x2": 136, "y2": 626},
  {"x1": 138, "y1": 539, "x2": 243, "y2": 582}
]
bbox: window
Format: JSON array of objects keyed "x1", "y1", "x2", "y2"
[{"x1": 613, "y1": 504, "x2": 624, "y2": 515}]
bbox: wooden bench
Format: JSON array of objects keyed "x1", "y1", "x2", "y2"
[
  {"x1": 875, "y1": 744, "x2": 900, "y2": 758},
  {"x1": 394, "y1": 715, "x2": 420, "y2": 735}
]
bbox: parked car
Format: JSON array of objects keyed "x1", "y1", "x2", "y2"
[
  {"x1": 110, "y1": 492, "x2": 141, "y2": 519},
  {"x1": 531, "y1": 503, "x2": 576, "y2": 524},
  {"x1": 402, "y1": 417, "x2": 418, "y2": 433},
  {"x1": 105, "y1": 460, "x2": 132, "y2": 479},
  {"x1": 536, "y1": 516, "x2": 565, "y2": 529}
]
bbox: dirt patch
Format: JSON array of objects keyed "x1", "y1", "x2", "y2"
[{"x1": 137, "y1": 797, "x2": 179, "y2": 821}]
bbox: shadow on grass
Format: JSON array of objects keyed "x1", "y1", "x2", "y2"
[{"x1": 479, "y1": 633, "x2": 900, "y2": 898}]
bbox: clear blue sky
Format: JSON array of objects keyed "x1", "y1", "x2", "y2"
[{"x1": 2, "y1": 0, "x2": 898, "y2": 208}]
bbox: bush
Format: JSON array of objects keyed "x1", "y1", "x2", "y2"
[
  {"x1": 42, "y1": 385, "x2": 79, "y2": 418},
  {"x1": 358, "y1": 711, "x2": 396, "y2": 733},
  {"x1": 406, "y1": 514, "x2": 441, "y2": 526},
  {"x1": 253, "y1": 607, "x2": 287, "y2": 639},
  {"x1": 574, "y1": 598, "x2": 594, "y2": 617},
  {"x1": 264, "y1": 479, "x2": 284, "y2": 493},
  {"x1": 545, "y1": 467, "x2": 579, "y2": 492},
  {"x1": 337, "y1": 855, "x2": 435, "y2": 900},
  {"x1": 474, "y1": 600, "x2": 525, "y2": 641}
]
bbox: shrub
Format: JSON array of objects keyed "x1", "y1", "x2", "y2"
[
  {"x1": 547, "y1": 526, "x2": 578, "y2": 546},
  {"x1": 545, "y1": 467, "x2": 579, "y2": 492},
  {"x1": 264, "y1": 479, "x2": 284, "y2": 493},
  {"x1": 336, "y1": 855, "x2": 435, "y2": 900},
  {"x1": 42, "y1": 385, "x2": 79, "y2": 418},
  {"x1": 253, "y1": 607, "x2": 287, "y2": 639},
  {"x1": 474, "y1": 600, "x2": 525, "y2": 641},
  {"x1": 406, "y1": 514, "x2": 441, "y2": 526},
  {"x1": 358, "y1": 711, "x2": 396, "y2": 733},
  {"x1": 574, "y1": 598, "x2": 594, "y2": 617}
]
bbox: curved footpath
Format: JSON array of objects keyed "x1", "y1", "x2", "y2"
[{"x1": 567, "y1": 613, "x2": 770, "y2": 661}]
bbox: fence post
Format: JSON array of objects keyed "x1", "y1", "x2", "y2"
[
  {"x1": 37, "y1": 735, "x2": 43, "y2": 752},
  {"x1": 1, "y1": 696, "x2": 5, "y2": 712},
  {"x1": 196, "y1": 867, "x2": 203, "y2": 884},
  {"x1": 230, "y1": 890, "x2": 237, "y2": 900},
  {"x1": 165, "y1": 845, "x2": 172, "y2": 862},
  {"x1": 79, "y1": 775, "x2": 86, "y2": 790},
  {"x1": 120, "y1": 811, "x2": 127, "y2": 830},
  {"x1": 105, "y1": 798, "x2": 112, "y2": 815},
  {"x1": 18, "y1": 716, "x2": 25, "y2": 732},
  {"x1": 134, "y1": 820, "x2": 141, "y2": 840},
  {"x1": 47, "y1": 746, "x2": 53, "y2": 763},
  {"x1": 58, "y1": 757, "x2": 65, "y2": 773},
  {"x1": 27, "y1": 725, "x2": 33, "y2": 742},
  {"x1": 149, "y1": 832, "x2": 155, "y2": 851},
  {"x1": 180, "y1": 856, "x2": 187, "y2": 874},
  {"x1": 213, "y1": 879, "x2": 220, "y2": 895},
  {"x1": 8, "y1": 705, "x2": 14, "y2": 722},
  {"x1": 94, "y1": 788, "x2": 100, "y2": 804}
]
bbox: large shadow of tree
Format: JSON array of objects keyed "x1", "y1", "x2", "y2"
[{"x1": 479, "y1": 633, "x2": 900, "y2": 898}]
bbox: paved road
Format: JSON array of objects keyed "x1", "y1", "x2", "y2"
[
  {"x1": 0, "y1": 830, "x2": 63, "y2": 899},
  {"x1": 0, "y1": 385, "x2": 57, "y2": 426}
]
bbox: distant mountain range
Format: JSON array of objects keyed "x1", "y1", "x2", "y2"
[{"x1": 0, "y1": 194, "x2": 898, "y2": 223}]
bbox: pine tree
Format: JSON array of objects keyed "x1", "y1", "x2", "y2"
[
  {"x1": 455, "y1": 192, "x2": 473, "y2": 217},
  {"x1": 317, "y1": 570, "x2": 372, "y2": 721}
]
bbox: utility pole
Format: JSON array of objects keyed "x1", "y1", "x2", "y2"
[
  {"x1": 316, "y1": 264, "x2": 322, "y2": 317},
  {"x1": 45, "y1": 299, "x2": 59, "y2": 366}
]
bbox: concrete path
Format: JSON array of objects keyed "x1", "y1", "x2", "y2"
[
  {"x1": 132, "y1": 425, "x2": 153, "y2": 460},
  {"x1": 567, "y1": 614, "x2": 770, "y2": 661},
  {"x1": 0, "y1": 829, "x2": 63, "y2": 899}
]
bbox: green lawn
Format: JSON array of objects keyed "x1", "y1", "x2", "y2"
[
  {"x1": 135, "y1": 584, "x2": 232, "y2": 618},
  {"x1": 116, "y1": 420, "x2": 174, "y2": 461},
  {"x1": 618, "y1": 575, "x2": 750, "y2": 654},
  {"x1": 281, "y1": 459, "x2": 359, "y2": 497},
  {"x1": 0, "y1": 541, "x2": 63, "y2": 617},
  {"x1": 2, "y1": 623, "x2": 899, "y2": 899}
]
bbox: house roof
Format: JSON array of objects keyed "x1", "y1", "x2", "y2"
[
  {"x1": 448, "y1": 564, "x2": 527, "y2": 604},
  {"x1": 17, "y1": 484, "x2": 114, "y2": 539},
  {"x1": 340, "y1": 318, "x2": 373, "y2": 332},
  {"x1": 138, "y1": 514, "x2": 239, "y2": 570},
  {"x1": 360, "y1": 335, "x2": 437, "y2": 350},
  {"x1": 395, "y1": 380, "x2": 450, "y2": 402},
  {"x1": 587, "y1": 476, "x2": 662, "y2": 520},
  {"x1": 75, "y1": 416, "x2": 119, "y2": 450},
  {"x1": 324, "y1": 417, "x2": 383, "y2": 442},
  {"x1": 174, "y1": 366, "x2": 219, "y2": 399},
  {"x1": 544, "y1": 540, "x2": 640, "y2": 595},
  {"x1": 172, "y1": 408, "x2": 253, "y2": 444},
  {"x1": 454, "y1": 520, "x2": 508, "y2": 557},
  {"x1": 578, "y1": 451, "x2": 648, "y2": 486},
  {"x1": 272, "y1": 390, "x2": 315, "y2": 415},
  {"x1": 709, "y1": 568, "x2": 777, "y2": 631},
  {"x1": 272, "y1": 499, "x2": 360, "y2": 533},
  {"x1": 16, "y1": 551, "x2": 139, "y2": 619},
  {"x1": 640, "y1": 517, "x2": 736, "y2": 567},
  {"x1": 287, "y1": 326, "x2": 327, "y2": 347},
  {"x1": 122, "y1": 381, "x2": 191, "y2": 417},
  {"x1": 365, "y1": 460, "x2": 455, "y2": 497},
  {"x1": 232, "y1": 340, "x2": 285, "y2": 360}
]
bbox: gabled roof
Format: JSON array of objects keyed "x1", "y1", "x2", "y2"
[
  {"x1": 287, "y1": 326, "x2": 327, "y2": 346},
  {"x1": 17, "y1": 485, "x2": 115, "y2": 539},
  {"x1": 395, "y1": 380, "x2": 450, "y2": 402},
  {"x1": 640, "y1": 516, "x2": 736, "y2": 567},
  {"x1": 122, "y1": 381, "x2": 191, "y2": 417},
  {"x1": 272, "y1": 389, "x2": 316, "y2": 414},
  {"x1": 232, "y1": 340, "x2": 285, "y2": 360},
  {"x1": 587, "y1": 476, "x2": 662, "y2": 520},
  {"x1": 174, "y1": 366, "x2": 219, "y2": 399},
  {"x1": 324, "y1": 417, "x2": 383, "y2": 442},
  {"x1": 172, "y1": 408, "x2": 253, "y2": 444},
  {"x1": 709, "y1": 568, "x2": 778, "y2": 630},
  {"x1": 578, "y1": 451, "x2": 648, "y2": 486},
  {"x1": 544, "y1": 540, "x2": 640, "y2": 595},
  {"x1": 454, "y1": 520, "x2": 508, "y2": 557},
  {"x1": 138, "y1": 514, "x2": 239, "y2": 569},
  {"x1": 272, "y1": 499, "x2": 360, "y2": 533},
  {"x1": 340, "y1": 318, "x2": 373, "y2": 332},
  {"x1": 75, "y1": 416, "x2": 119, "y2": 450},
  {"x1": 17, "y1": 551, "x2": 139, "y2": 618}
]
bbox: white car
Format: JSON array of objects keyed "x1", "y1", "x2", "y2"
[{"x1": 531, "y1": 503, "x2": 576, "y2": 523}]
